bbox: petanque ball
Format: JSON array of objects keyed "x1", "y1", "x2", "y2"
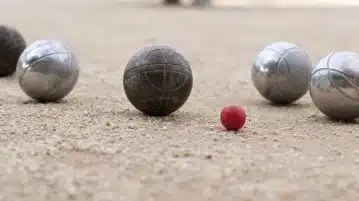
[
  {"x1": 123, "y1": 45, "x2": 193, "y2": 116},
  {"x1": 252, "y1": 41, "x2": 312, "y2": 105},
  {"x1": 164, "y1": 0, "x2": 180, "y2": 5},
  {"x1": 16, "y1": 40, "x2": 79, "y2": 102},
  {"x1": 309, "y1": 51, "x2": 359, "y2": 121},
  {"x1": 0, "y1": 25, "x2": 26, "y2": 77}
]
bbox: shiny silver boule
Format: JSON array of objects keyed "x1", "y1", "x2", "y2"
[
  {"x1": 309, "y1": 51, "x2": 359, "y2": 121},
  {"x1": 16, "y1": 40, "x2": 79, "y2": 102},
  {"x1": 252, "y1": 42, "x2": 312, "y2": 105}
]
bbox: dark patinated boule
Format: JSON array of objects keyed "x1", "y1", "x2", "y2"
[
  {"x1": 0, "y1": 25, "x2": 26, "y2": 77},
  {"x1": 164, "y1": 0, "x2": 180, "y2": 5},
  {"x1": 123, "y1": 46, "x2": 193, "y2": 116}
]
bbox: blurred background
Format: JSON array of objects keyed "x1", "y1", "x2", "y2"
[{"x1": 121, "y1": 0, "x2": 359, "y2": 7}]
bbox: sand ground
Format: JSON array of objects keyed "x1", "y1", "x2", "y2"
[{"x1": 1, "y1": 0, "x2": 359, "y2": 200}]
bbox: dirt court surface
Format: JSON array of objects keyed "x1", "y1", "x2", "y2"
[{"x1": 1, "y1": 0, "x2": 359, "y2": 200}]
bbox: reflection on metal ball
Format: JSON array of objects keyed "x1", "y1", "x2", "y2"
[
  {"x1": 309, "y1": 51, "x2": 359, "y2": 121},
  {"x1": 252, "y1": 42, "x2": 312, "y2": 105},
  {"x1": 123, "y1": 45, "x2": 193, "y2": 116},
  {"x1": 17, "y1": 40, "x2": 79, "y2": 102}
]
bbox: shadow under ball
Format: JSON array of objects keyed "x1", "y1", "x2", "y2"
[
  {"x1": 251, "y1": 42, "x2": 312, "y2": 105},
  {"x1": 0, "y1": 25, "x2": 26, "y2": 77},
  {"x1": 16, "y1": 40, "x2": 79, "y2": 102},
  {"x1": 123, "y1": 46, "x2": 193, "y2": 116},
  {"x1": 309, "y1": 51, "x2": 359, "y2": 121}
]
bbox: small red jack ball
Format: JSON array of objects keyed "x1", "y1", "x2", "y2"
[{"x1": 220, "y1": 105, "x2": 246, "y2": 131}]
